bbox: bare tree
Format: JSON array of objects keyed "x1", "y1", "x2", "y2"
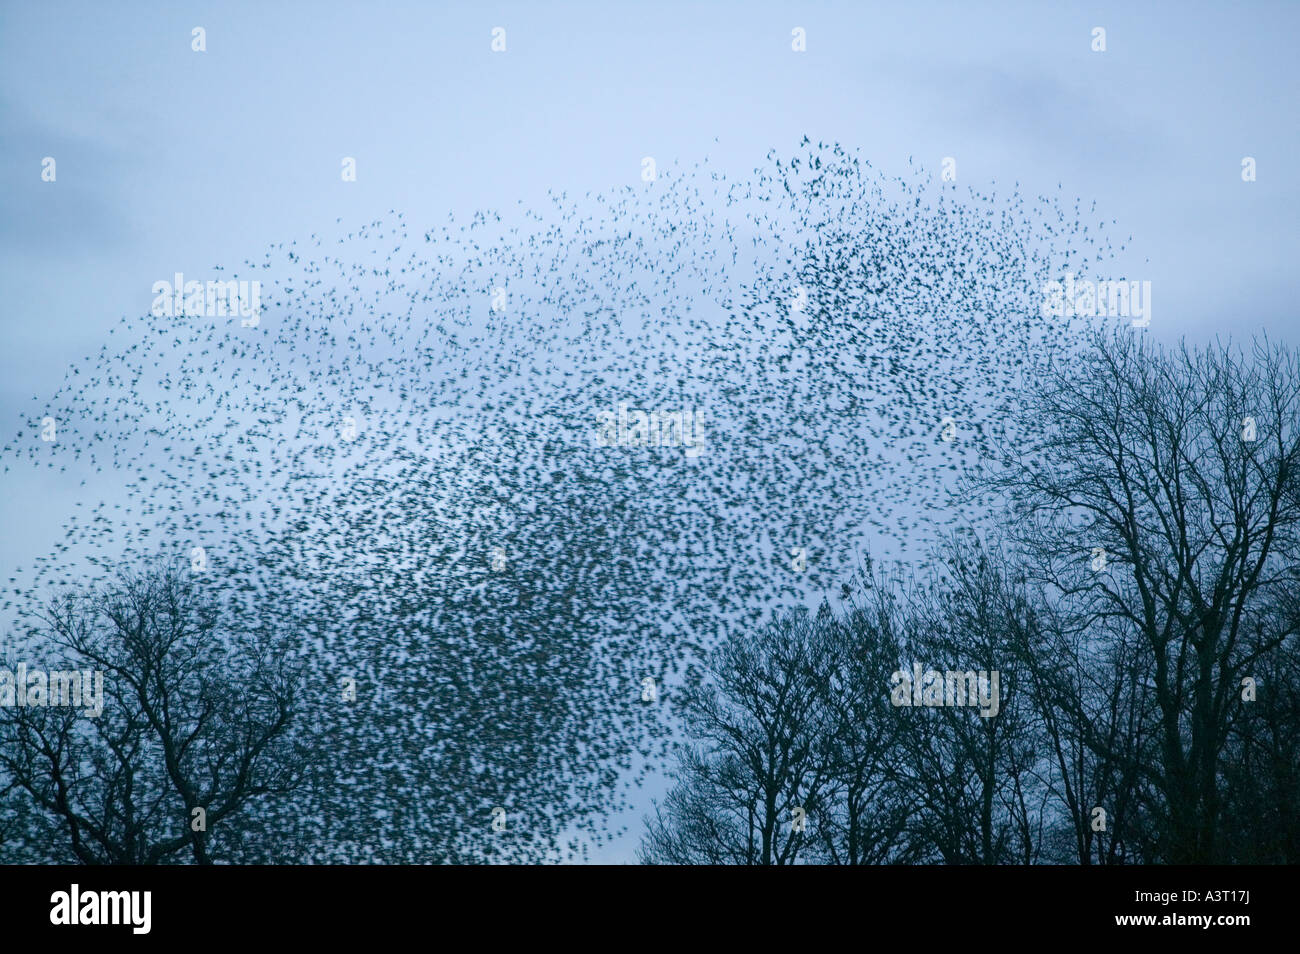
[
  {"x1": 980, "y1": 330, "x2": 1300, "y2": 862},
  {"x1": 1002, "y1": 567, "x2": 1152, "y2": 863},
  {"x1": 641, "y1": 588, "x2": 918, "y2": 866},
  {"x1": 815, "y1": 580, "x2": 917, "y2": 865},
  {"x1": 0, "y1": 561, "x2": 303, "y2": 864},
  {"x1": 889, "y1": 540, "x2": 1046, "y2": 864},
  {"x1": 640, "y1": 609, "x2": 838, "y2": 865},
  {"x1": 1217, "y1": 624, "x2": 1300, "y2": 863}
]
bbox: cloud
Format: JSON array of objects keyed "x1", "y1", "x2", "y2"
[
  {"x1": 0, "y1": 97, "x2": 134, "y2": 254},
  {"x1": 892, "y1": 62, "x2": 1170, "y2": 169}
]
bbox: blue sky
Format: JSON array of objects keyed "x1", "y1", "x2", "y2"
[{"x1": 2, "y1": 0, "x2": 1297, "y2": 861}]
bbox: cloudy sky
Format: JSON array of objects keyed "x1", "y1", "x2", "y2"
[{"x1": 2, "y1": 0, "x2": 1297, "y2": 861}]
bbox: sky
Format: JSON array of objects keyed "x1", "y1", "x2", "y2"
[{"x1": 2, "y1": 0, "x2": 1297, "y2": 862}]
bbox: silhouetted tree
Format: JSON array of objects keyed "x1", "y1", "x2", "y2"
[
  {"x1": 980, "y1": 330, "x2": 1300, "y2": 863},
  {"x1": 883, "y1": 542, "x2": 1043, "y2": 864},
  {"x1": 0, "y1": 561, "x2": 303, "y2": 864},
  {"x1": 640, "y1": 609, "x2": 838, "y2": 865}
]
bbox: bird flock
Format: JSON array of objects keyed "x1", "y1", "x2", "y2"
[{"x1": 2, "y1": 139, "x2": 1124, "y2": 861}]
